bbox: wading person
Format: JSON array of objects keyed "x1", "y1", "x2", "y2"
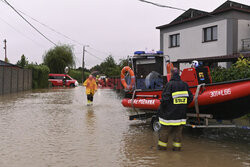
[
  {"x1": 83, "y1": 75, "x2": 97, "y2": 106},
  {"x1": 158, "y1": 67, "x2": 193, "y2": 151}
]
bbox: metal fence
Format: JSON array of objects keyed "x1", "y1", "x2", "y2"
[{"x1": 0, "y1": 66, "x2": 32, "y2": 95}]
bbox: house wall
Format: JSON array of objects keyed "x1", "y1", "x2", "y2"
[
  {"x1": 163, "y1": 19, "x2": 227, "y2": 62},
  {"x1": 159, "y1": 10, "x2": 250, "y2": 62},
  {"x1": 238, "y1": 19, "x2": 250, "y2": 51}
]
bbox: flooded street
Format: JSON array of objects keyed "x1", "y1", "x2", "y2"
[{"x1": 0, "y1": 87, "x2": 249, "y2": 167}]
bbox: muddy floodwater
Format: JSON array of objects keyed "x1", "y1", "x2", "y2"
[{"x1": 0, "y1": 87, "x2": 249, "y2": 167}]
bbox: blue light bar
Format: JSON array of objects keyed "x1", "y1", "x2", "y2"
[
  {"x1": 157, "y1": 51, "x2": 163, "y2": 55},
  {"x1": 134, "y1": 51, "x2": 145, "y2": 55}
]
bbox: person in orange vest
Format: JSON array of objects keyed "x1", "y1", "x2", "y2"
[{"x1": 83, "y1": 75, "x2": 97, "y2": 105}]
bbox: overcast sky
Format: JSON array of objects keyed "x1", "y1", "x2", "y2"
[{"x1": 0, "y1": 0, "x2": 249, "y2": 68}]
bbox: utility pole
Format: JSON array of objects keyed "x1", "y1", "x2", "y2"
[
  {"x1": 82, "y1": 45, "x2": 89, "y2": 83},
  {"x1": 3, "y1": 39, "x2": 7, "y2": 62},
  {"x1": 82, "y1": 45, "x2": 85, "y2": 83}
]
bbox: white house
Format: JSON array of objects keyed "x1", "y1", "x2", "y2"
[{"x1": 157, "y1": 1, "x2": 250, "y2": 68}]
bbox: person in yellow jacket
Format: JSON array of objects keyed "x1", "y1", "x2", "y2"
[{"x1": 83, "y1": 75, "x2": 97, "y2": 105}]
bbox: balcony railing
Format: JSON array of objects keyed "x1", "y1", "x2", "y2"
[{"x1": 241, "y1": 38, "x2": 250, "y2": 52}]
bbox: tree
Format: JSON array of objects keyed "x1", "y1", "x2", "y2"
[
  {"x1": 43, "y1": 44, "x2": 75, "y2": 73},
  {"x1": 76, "y1": 67, "x2": 90, "y2": 73},
  {"x1": 118, "y1": 58, "x2": 130, "y2": 69},
  {"x1": 90, "y1": 55, "x2": 121, "y2": 77},
  {"x1": 16, "y1": 54, "x2": 28, "y2": 67},
  {"x1": 90, "y1": 64, "x2": 102, "y2": 73},
  {"x1": 5, "y1": 58, "x2": 10, "y2": 63},
  {"x1": 101, "y1": 55, "x2": 120, "y2": 77}
]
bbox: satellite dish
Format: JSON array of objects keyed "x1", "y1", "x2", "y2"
[{"x1": 64, "y1": 66, "x2": 69, "y2": 74}]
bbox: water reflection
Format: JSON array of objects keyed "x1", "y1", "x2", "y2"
[
  {"x1": 86, "y1": 107, "x2": 96, "y2": 134},
  {"x1": 120, "y1": 122, "x2": 250, "y2": 167},
  {"x1": 120, "y1": 124, "x2": 158, "y2": 167},
  {"x1": 0, "y1": 88, "x2": 249, "y2": 167}
]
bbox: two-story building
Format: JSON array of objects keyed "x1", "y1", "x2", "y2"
[{"x1": 157, "y1": 1, "x2": 250, "y2": 69}]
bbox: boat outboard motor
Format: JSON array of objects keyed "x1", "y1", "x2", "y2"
[{"x1": 145, "y1": 71, "x2": 163, "y2": 89}]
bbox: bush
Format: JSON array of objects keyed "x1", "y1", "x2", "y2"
[
  {"x1": 26, "y1": 64, "x2": 50, "y2": 89},
  {"x1": 211, "y1": 56, "x2": 250, "y2": 83}
]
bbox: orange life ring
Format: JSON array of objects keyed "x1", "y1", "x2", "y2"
[{"x1": 121, "y1": 66, "x2": 135, "y2": 90}]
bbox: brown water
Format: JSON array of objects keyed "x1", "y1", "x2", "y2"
[{"x1": 0, "y1": 87, "x2": 249, "y2": 167}]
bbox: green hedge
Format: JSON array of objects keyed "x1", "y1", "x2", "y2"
[
  {"x1": 211, "y1": 57, "x2": 250, "y2": 83},
  {"x1": 211, "y1": 57, "x2": 250, "y2": 119},
  {"x1": 68, "y1": 69, "x2": 90, "y2": 83},
  {"x1": 26, "y1": 64, "x2": 50, "y2": 89}
]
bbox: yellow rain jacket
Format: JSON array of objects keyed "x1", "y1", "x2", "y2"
[{"x1": 83, "y1": 78, "x2": 97, "y2": 95}]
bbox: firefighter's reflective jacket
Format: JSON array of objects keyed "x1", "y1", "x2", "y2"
[
  {"x1": 159, "y1": 73, "x2": 193, "y2": 126},
  {"x1": 83, "y1": 78, "x2": 97, "y2": 95}
]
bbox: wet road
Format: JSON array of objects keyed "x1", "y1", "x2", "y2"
[{"x1": 0, "y1": 87, "x2": 249, "y2": 167}]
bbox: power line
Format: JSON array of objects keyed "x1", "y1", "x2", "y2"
[
  {"x1": 138, "y1": 0, "x2": 187, "y2": 11},
  {"x1": 88, "y1": 46, "x2": 111, "y2": 56},
  {"x1": 1, "y1": 0, "x2": 127, "y2": 66},
  {"x1": 0, "y1": 16, "x2": 46, "y2": 48},
  {"x1": 74, "y1": 55, "x2": 82, "y2": 66},
  {"x1": 1, "y1": 1, "x2": 111, "y2": 57},
  {"x1": 138, "y1": 0, "x2": 217, "y2": 18},
  {"x1": 87, "y1": 46, "x2": 123, "y2": 62},
  {"x1": 2, "y1": 0, "x2": 57, "y2": 46},
  {"x1": 1, "y1": 0, "x2": 87, "y2": 46},
  {"x1": 85, "y1": 50, "x2": 104, "y2": 61},
  {"x1": 1, "y1": 0, "x2": 116, "y2": 61},
  {"x1": 17, "y1": 9, "x2": 86, "y2": 46}
]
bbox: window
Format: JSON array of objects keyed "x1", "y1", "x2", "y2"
[
  {"x1": 49, "y1": 76, "x2": 54, "y2": 79},
  {"x1": 203, "y1": 26, "x2": 217, "y2": 42},
  {"x1": 169, "y1": 34, "x2": 180, "y2": 47},
  {"x1": 66, "y1": 76, "x2": 71, "y2": 80},
  {"x1": 53, "y1": 76, "x2": 64, "y2": 80}
]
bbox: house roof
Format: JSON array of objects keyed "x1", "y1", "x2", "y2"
[
  {"x1": 169, "y1": 8, "x2": 209, "y2": 25},
  {"x1": 0, "y1": 60, "x2": 21, "y2": 68},
  {"x1": 156, "y1": 1, "x2": 250, "y2": 30},
  {"x1": 213, "y1": 0, "x2": 250, "y2": 12}
]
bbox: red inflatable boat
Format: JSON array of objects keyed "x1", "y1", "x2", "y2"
[{"x1": 121, "y1": 52, "x2": 250, "y2": 120}]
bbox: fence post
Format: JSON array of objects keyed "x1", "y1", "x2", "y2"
[
  {"x1": 2, "y1": 67, "x2": 4, "y2": 94},
  {"x1": 17, "y1": 69, "x2": 19, "y2": 92},
  {"x1": 1, "y1": 67, "x2": 4, "y2": 95},
  {"x1": 30, "y1": 69, "x2": 32, "y2": 89},
  {"x1": 10, "y1": 67, "x2": 12, "y2": 93},
  {"x1": 27, "y1": 69, "x2": 29, "y2": 90},
  {"x1": 23, "y1": 69, "x2": 25, "y2": 91}
]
